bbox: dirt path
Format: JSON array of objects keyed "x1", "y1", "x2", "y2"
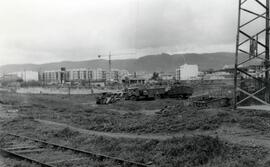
[
  {"x1": 37, "y1": 119, "x2": 181, "y2": 140},
  {"x1": 37, "y1": 119, "x2": 270, "y2": 149}
]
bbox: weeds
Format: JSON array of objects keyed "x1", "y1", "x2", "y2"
[{"x1": 1, "y1": 115, "x2": 268, "y2": 167}]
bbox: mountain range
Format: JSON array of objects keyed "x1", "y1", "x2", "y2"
[{"x1": 0, "y1": 52, "x2": 242, "y2": 73}]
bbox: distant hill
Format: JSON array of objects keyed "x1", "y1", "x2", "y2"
[{"x1": 0, "y1": 52, "x2": 244, "y2": 73}]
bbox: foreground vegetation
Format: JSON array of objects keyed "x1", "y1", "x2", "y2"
[
  {"x1": 1, "y1": 92, "x2": 270, "y2": 134},
  {"x1": 2, "y1": 92, "x2": 270, "y2": 166},
  {"x1": 1, "y1": 117, "x2": 268, "y2": 167}
]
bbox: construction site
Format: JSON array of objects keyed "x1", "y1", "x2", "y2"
[{"x1": 2, "y1": 0, "x2": 270, "y2": 167}]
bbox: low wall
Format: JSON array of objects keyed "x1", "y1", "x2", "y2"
[{"x1": 16, "y1": 87, "x2": 121, "y2": 95}]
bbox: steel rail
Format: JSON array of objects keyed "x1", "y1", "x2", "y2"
[
  {"x1": 0, "y1": 148, "x2": 55, "y2": 167},
  {"x1": 2, "y1": 132, "x2": 150, "y2": 167}
]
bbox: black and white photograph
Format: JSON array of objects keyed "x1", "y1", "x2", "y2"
[{"x1": 0, "y1": 0, "x2": 270, "y2": 166}]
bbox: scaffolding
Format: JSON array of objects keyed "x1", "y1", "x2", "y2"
[{"x1": 234, "y1": 0, "x2": 270, "y2": 108}]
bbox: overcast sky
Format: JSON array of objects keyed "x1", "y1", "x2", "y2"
[{"x1": 0, "y1": 0, "x2": 239, "y2": 66}]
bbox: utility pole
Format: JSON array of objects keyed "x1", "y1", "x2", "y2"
[
  {"x1": 98, "y1": 52, "x2": 112, "y2": 82},
  {"x1": 234, "y1": 0, "x2": 270, "y2": 108},
  {"x1": 98, "y1": 51, "x2": 136, "y2": 83},
  {"x1": 109, "y1": 51, "x2": 112, "y2": 82},
  {"x1": 24, "y1": 69, "x2": 26, "y2": 82}
]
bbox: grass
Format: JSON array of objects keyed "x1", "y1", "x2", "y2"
[
  {"x1": 2, "y1": 92, "x2": 270, "y2": 135},
  {"x1": 2, "y1": 92, "x2": 270, "y2": 166},
  {"x1": 2, "y1": 160, "x2": 40, "y2": 167},
  {"x1": 237, "y1": 110, "x2": 270, "y2": 133},
  {"x1": 109, "y1": 99, "x2": 182, "y2": 111},
  {"x1": 3, "y1": 91, "x2": 270, "y2": 166},
  {"x1": 4, "y1": 92, "x2": 270, "y2": 135},
  {"x1": 0, "y1": 117, "x2": 268, "y2": 167},
  {"x1": 42, "y1": 107, "x2": 239, "y2": 133}
]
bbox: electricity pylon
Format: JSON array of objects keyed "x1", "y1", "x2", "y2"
[{"x1": 234, "y1": 0, "x2": 270, "y2": 108}]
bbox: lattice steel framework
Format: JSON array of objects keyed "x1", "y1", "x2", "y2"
[{"x1": 234, "y1": 0, "x2": 270, "y2": 108}]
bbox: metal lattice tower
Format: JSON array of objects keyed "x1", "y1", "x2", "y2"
[{"x1": 234, "y1": 0, "x2": 270, "y2": 108}]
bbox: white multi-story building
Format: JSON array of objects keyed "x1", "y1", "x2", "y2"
[
  {"x1": 67, "y1": 68, "x2": 94, "y2": 81},
  {"x1": 39, "y1": 68, "x2": 129, "y2": 84},
  {"x1": 39, "y1": 70, "x2": 62, "y2": 84},
  {"x1": 176, "y1": 64, "x2": 199, "y2": 80},
  {"x1": 40, "y1": 68, "x2": 98, "y2": 84},
  {"x1": 9, "y1": 71, "x2": 39, "y2": 81},
  {"x1": 93, "y1": 68, "x2": 106, "y2": 81}
]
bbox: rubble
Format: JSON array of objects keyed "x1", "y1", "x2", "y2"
[
  {"x1": 96, "y1": 92, "x2": 124, "y2": 105},
  {"x1": 192, "y1": 96, "x2": 232, "y2": 109}
]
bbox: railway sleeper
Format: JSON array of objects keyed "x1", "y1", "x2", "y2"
[
  {"x1": 0, "y1": 148, "x2": 55, "y2": 167},
  {"x1": 46, "y1": 157, "x2": 89, "y2": 165},
  {"x1": 13, "y1": 148, "x2": 46, "y2": 154},
  {"x1": 5, "y1": 146, "x2": 40, "y2": 151},
  {"x1": 3, "y1": 133, "x2": 150, "y2": 167}
]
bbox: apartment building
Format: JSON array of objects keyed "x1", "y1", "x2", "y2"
[
  {"x1": 39, "y1": 68, "x2": 129, "y2": 84},
  {"x1": 176, "y1": 64, "x2": 199, "y2": 80}
]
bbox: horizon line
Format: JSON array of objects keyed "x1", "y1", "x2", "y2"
[{"x1": 0, "y1": 51, "x2": 234, "y2": 67}]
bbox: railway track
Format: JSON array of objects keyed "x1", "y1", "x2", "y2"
[{"x1": 0, "y1": 132, "x2": 150, "y2": 167}]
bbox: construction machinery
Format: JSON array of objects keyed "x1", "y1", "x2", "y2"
[
  {"x1": 165, "y1": 85, "x2": 193, "y2": 99},
  {"x1": 124, "y1": 85, "x2": 193, "y2": 101},
  {"x1": 96, "y1": 92, "x2": 123, "y2": 104},
  {"x1": 192, "y1": 95, "x2": 232, "y2": 109},
  {"x1": 124, "y1": 87, "x2": 162, "y2": 101}
]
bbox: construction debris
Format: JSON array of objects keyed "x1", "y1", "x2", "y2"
[
  {"x1": 192, "y1": 96, "x2": 231, "y2": 109},
  {"x1": 124, "y1": 84, "x2": 194, "y2": 101},
  {"x1": 96, "y1": 92, "x2": 124, "y2": 105},
  {"x1": 155, "y1": 103, "x2": 186, "y2": 116}
]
